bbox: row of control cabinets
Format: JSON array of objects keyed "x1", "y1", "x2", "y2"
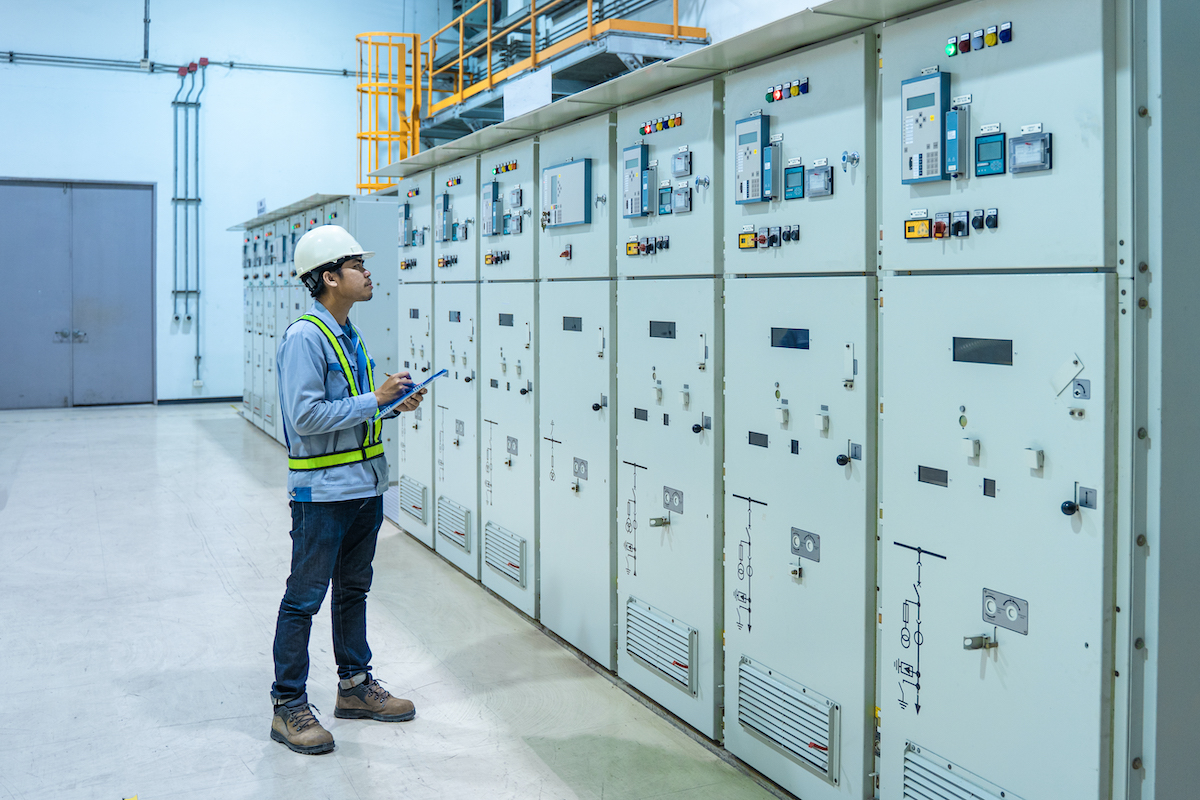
[
  {"x1": 387, "y1": 266, "x2": 1110, "y2": 800},
  {"x1": 239, "y1": 196, "x2": 398, "y2": 463},
  {"x1": 246, "y1": 2, "x2": 1125, "y2": 798}
]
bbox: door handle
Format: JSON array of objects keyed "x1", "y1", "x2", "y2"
[
  {"x1": 72, "y1": 330, "x2": 87, "y2": 342},
  {"x1": 54, "y1": 329, "x2": 70, "y2": 342}
]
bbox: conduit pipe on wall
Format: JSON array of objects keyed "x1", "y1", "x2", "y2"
[{"x1": 171, "y1": 60, "x2": 206, "y2": 383}]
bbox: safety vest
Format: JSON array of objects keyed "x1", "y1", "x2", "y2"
[{"x1": 286, "y1": 314, "x2": 385, "y2": 471}]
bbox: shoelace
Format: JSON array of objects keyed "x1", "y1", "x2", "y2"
[
  {"x1": 363, "y1": 679, "x2": 391, "y2": 703},
  {"x1": 285, "y1": 703, "x2": 321, "y2": 732}
]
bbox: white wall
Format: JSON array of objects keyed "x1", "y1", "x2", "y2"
[{"x1": 0, "y1": 0, "x2": 450, "y2": 401}]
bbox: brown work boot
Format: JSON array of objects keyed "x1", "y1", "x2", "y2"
[
  {"x1": 334, "y1": 673, "x2": 416, "y2": 722},
  {"x1": 270, "y1": 702, "x2": 335, "y2": 755}
]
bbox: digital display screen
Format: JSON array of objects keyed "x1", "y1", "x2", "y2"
[
  {"x1": 785, "y1": 170, "x2": 804, "y2": 188},
  {"x1": 659, "y1": 187, "x2": 673, "y2": 202},
  {"x1": 771, "y1": 328, "x2": 810, "y2": 349},
  {"x1": 738, "y1": 131, "x2": 758, "y2": 145},
  {"x1": 649, "y1": 321, "x2": 677, "y2": 339},
  {"x1": 918, "y1": 466, "x2": 949, "y2": 487},
  {"x1": 953, "y1": 337, "x2": 1013, "y2": 365},
  {"x1": 978, "y1": 140, "x2": 1003, "y2": 161},
  {"x1": 625, "y1": 157, "x2": 640, "y2": 169},
  {"x1": 907, "y1": 92, "x2": 936, "y2": 111},
  {"x1": 562, "y1": 316, "x2": 582, "y2": 332},
  {"x1": 498, "y1": 313, "x2": 513, "y2": 327},
  {"x1": 748, "y1": 432, "x2": 769, "y2": 448}
]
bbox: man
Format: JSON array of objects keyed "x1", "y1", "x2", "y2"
[{"x1": 270, "y1": 224, "x2": 426, "y2": 755}]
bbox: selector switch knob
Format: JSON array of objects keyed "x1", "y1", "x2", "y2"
[
  {"x1": 592, "y1": 403, "x2": 602, "y2": 411},
  {"x1": 971, "y1": 213, "x2": 984, "y2": 230},
  {"x1": 1061, "y1": 500, "x2": 1079, "y2": 516},
  {"x1": 692, "y1": 423, "x2": 703, "y2": 433},
  {"x1": 985, "y1": 209, "x2": 999, "y2": 229},
  {"x1": 464, "y1": 376, "x2": 473, "y2": 383},
  {"x1": 836, "y1": 454, "x2": 851, "y2": 466}
]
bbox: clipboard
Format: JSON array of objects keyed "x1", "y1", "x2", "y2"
[{"x1": 374, "y1": 369, "x2": 447, "y2": 420}]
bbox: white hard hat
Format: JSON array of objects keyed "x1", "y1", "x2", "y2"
[{"x1": 294, "y1": 225, "x2": 375, "y2": 281}]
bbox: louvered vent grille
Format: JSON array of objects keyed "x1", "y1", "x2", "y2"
[
  {"x1": 625, "y1": 597, "x2": 698, "y2": 697},
  {"x1": 484, "y1": 522, "x2": 526, "y2": 586},
  {"x1": 436, "y1": 496, "x2": 470, "y2": 551},
  {"x1": 737, "y1": 657, "x2": 840, "y2": 784},
  {"x1": 399, "y1": 476, "x2": 427, "y2": 524},
  {"x1": 903, "y1": 742, "x2": 1018, "y2": 800},
  {"x1": 263, "y1": 400, "x2": 274, "y2": 426}
]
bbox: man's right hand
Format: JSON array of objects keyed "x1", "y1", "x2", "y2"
[{"x1": 374, "y1": 372, "x2": 414, "y2": 407}]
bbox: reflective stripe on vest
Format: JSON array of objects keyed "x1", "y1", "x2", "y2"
[{"x1": 286, "y1": 314, "x2": 383, "y2": 471}]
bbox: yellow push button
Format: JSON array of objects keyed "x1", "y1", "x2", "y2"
[{"x1": 985, "y1": 26, "x2": 999, "y2": 46}]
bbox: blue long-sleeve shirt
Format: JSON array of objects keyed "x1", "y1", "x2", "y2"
[{"x1": 277, "y1": 300, "x2": 387, "y2": 502}]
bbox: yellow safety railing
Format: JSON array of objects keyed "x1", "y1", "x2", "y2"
[
  {"x1": 425, "y1": 0, "x2": 706, "y2": 116},
  {"x1": 356, "y1": 32, "x2": 423, "y2": 193},
  {"x1": 357, "y1": 1, "x2": 707, "y2": 190}
]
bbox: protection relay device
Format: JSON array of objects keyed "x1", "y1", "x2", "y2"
[
  {"x1": 482, "y1": 181, "x2": 502, "y2": 236},
  {"x1": 623, "y1": 144, "x2": 651, "y2": 218},
  {"x1": 400, "y1": 202, "x2": 412, "y2": 247},
  {"x1": 735, "y1": 115, "x2": 770, "y2": 204},
  {"x1": 901, "y1": 70, "x2": 951, "y2": 184}
]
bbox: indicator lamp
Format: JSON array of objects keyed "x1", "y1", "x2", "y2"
[
  {"x1": 789, "y1": 84, "x2": 799, "y2": 97},
  {"x1": 998, "y1": 22, "x2": 1012, "y2": 43},
  {"x1": 773, "y1": 88, "x2": 783, "y2": 102},
  {"x1": 958, "y1": 32, "x2": 971, "y2": 53},
  {"x1": 798, "y1": 79, "x2": 808, "y2": 94},
  {"x1": 985, "y1": 26, "x2": 999, "y2": 46},
  {"x1": 946, "y1": 37, "x2": 958, "y2": 56},
  {"x1": 765, "y1": 91, "x2": 774, "y2": 102}
]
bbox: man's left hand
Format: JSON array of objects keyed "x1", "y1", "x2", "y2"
[{"x1": 398, "y1": 387, "x2": 427, "y2": 413}]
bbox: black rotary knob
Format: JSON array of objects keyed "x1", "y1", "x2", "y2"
[
  {"x1": 836, "y1": 454, "x2": 851, "y2": 466},
  {"x1": 421, "y1": 367, "x2": 429, "y2": 372},
  {"x1": 464, "y1": 376, "x2": 473, "y2": 383},
  {"x1": 692, "y1": 423, "x2": 703, "y2": 433},
  {"x1": 592, "y1": 403, "x2": 602, "y2": 411},
  {"x1": 520, "y1": 388, "x2": 529, "y2": 395},
  {"x1": 1061, "y1": 501, "x2": 1079, "y2": 516}
]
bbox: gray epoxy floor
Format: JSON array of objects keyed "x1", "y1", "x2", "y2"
[{"x1": 0, "y1": 403, "x2": 775, "y2": 800}]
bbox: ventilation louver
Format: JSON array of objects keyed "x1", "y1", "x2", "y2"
[
  {"x1": 737, "y1": 656, "x2": 840, "y2": 784},
  {"x1": 436, "y1": 496, "x2": 470, "y2": 551},
  {"x1": 399, "y1": 475, "x2": 427, "y2": 524},
  {"x1": 903, "y1": 742, "x2": 1022, "y2": 800},
  {"x1": 625, "y1": 597, "x2": 698, "y2": 696},
  {"x1": 484, "y1": 522, "x2": 526, "y2": 586}
]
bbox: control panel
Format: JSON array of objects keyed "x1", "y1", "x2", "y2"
[
  {"x1": 734, "y1": 114, "x2": 769, "y2": 204},
  {"x1": 900, "y1": 70, "x2": 950, "y2": 184},
  {"x1": 542, "y1": 158, "x2": 592, "y2": 227}
]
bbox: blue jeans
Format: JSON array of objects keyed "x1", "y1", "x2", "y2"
[{"x1": 271, "y1": 496, "x2": 383, "y2": 705}]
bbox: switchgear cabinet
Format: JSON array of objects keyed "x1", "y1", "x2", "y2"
[
  {"x1": 616, "y1": 81, "x2": 722, "y2": 278},
  {"x1": 878, "y1": 273, "x2": 1113, "y2": 800},
  {"x1": 537, "y1": 279, "x2": 617, "y2": 669},
  {"x1": 433, "y1": 282, "x2": 481, "y2": 578},
  {"x1": 395, "y1": 284, "x2": 435, "y2": 546},
  {"x1": 480, "y1": 140, "x2": 538, "y2": 281},
  {"x1": 432, "y1": 157, "x2": 480, "y2": 282},
  {"x1": 479, "y1": 282, "x2": 538, "y2": 616},
  {"x1": 723, "y1": 276, "x2": 876, "y2": 800},
  {"x1": 399, "y1": 171, "x2": 433, "y2": 283},
  {"x1": 616, "y1": 277, "x2": 723, "y2": 739},
  {"x1": 537, "y1": 114, "x2": 616, "y2": 280},
  {"x1": 724, "y1": 34, "x2": 875, "y2": 276},
  {"x1": 881, "y1": 0, "x2": 1111, "y2": 272}
]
